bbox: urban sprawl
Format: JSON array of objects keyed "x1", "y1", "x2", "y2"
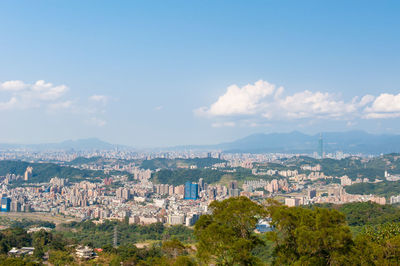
[{"x1": 0, "y1": 147, "x2": 398, "y2": 230}]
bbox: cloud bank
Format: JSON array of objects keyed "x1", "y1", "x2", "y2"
[
  {"x1": 0, "y1": 80, "x2": 109, "y2": 126},
  {"x1": 0, "y1": 80, "x2": 68, "y2": 110},
  {"x1": 196, "y1": 80, "x2": 400, "y2": 126}
]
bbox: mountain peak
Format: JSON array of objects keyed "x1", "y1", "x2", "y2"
[{"x1": 216, "y1": 131, "x2": 400, "y2": 154}]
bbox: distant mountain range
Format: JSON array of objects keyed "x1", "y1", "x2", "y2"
[
  {"x1": 171, "y1": 131, "x2": 400, "y2": 155},
  {"x1": 0, "y1": 138, "x2": 127, "y2": 151},
  {"x1": 2, "y1": 131, "x2": 400, "y2": 154}
]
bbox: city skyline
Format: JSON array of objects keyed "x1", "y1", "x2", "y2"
[{"x1": 0, "y1": 1, "x2": 399, "y2": 146}]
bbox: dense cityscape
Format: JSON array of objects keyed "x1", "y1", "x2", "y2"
[
  {"x1": 1, "y1": 0, "x2": 400, "y2": 264},
  {"x1": 0, "y1": 142, "x2": 397, "y2": 226},
  {"x1": 1, "y1": 143, "x2": 400, "y2": 264}
]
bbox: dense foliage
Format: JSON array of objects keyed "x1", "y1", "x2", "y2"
[
  {"x1": 11, "y1": 219, "x2": 56, "y2": 229},
  {"x1": 59, "y1": 220, "x2": 194, "y2": 247},
  {"x1": 67, "y1": 156, "x2": 104, "y2": 165},
  {"x1": 345, "y1": 181, "x2": 400, "y2": 198},
  {"x1": 319, "y1": 158, "x2": 383, "y2": 180},
  {"x1": 266, "y1": 200, "x2": 354, "y2": 265},
  {"x1": 0, "y1": 227, "x2": 32, "y2": 253},
  {"x1": 193, "y1": 198, "x2": 400, "y2": 265},
  {"x1": 0, "y1": 160, "x2": 105, "y2": 183},
  {"x1": 152, "y1": 168, "x2": 225, "y2": 185},
  {"x1": 0, "y1": 255, "x2": 40, "y2": 265},
  {"x1": 152, "y1": 167, "x2": 276, "y2": 186},
  {"x1": 338, "y1": 201, "x2": 400, "y2": 226},
  {"x1": 283, "y1": 154, "x2": 400, "y2": 181},
  {"x1": 352, "y1": 223, "x2": 400, "y2": 265},
  {"x1": 195, "y1": 197, "x2": 267, "y2": 265},
  {"x1": 0, "y1": 217, "x2": 56, "y2": 229},
  {"x1": 311, "y1": 202, "x2": 400, "y2": 227}
]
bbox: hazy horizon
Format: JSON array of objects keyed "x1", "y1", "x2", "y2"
[{"x1": 0, "y1": 129, "x2": 399, "y2": 150}]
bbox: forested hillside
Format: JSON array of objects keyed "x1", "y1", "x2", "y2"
[{"x1": 0, "y1": 160, "x2": 105, "y2": 183}]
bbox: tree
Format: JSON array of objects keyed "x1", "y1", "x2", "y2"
[
  {"x1": 162, "y1": 239, "x2": 186, "y2": 258},
  {"x1": 33, "y1": 230, "x2": 52, "y2": 247},
  {"x1": 173, "y1": 255, "x2": 196, "y2": 266},
  {"x1": 0, "y1": 227, "x2": 32, "y2": 254},
  {"x1": 33, "y1": 244, "x2": 45, "y2": 260},
  {"x1": 351, "y1": 223, "x2": 400, "y2": 265},
  {"x1": 48, "y1": 250, "x2": 74, "y2": 266},
  {"x1": 0, "y1": 255, "x2": 40, "y2": 266},
  {"x1": 266, "y1": 200, "x2": 354, "y2": 265},
  {"x1": 194, "y1": 196, "x2": 267, "y2": 265}
]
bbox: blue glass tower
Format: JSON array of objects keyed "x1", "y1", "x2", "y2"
[
  {"x1": 184, "y1": 182, "x2": 198, "y2": 200},
  {"x1": 1, "y1": 198, "x2": 11, "y2": 212}
]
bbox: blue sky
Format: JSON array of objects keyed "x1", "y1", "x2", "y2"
[{"x1": 0, "y1": 0, "x2": 399, "y2": 147}]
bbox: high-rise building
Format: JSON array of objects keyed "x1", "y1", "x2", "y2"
[
  {"x1": 10, "y1": 200, "x2": 21, "y2": 212},
  {"x1": 168, "y1": 185, "x2": 174, "y2": 195},
  {"x1": 228, "y1": 181, "x2": 238, "y2": 190},
  {"x1": 285, "y1": 197, "x2": 300, "y2": 207},
  {"x1": 116, "y1": 188, "x2": 123, "y2": 198},
  {"x1": 208, "y1": 187, "x2": 217, "y2": 200},
  {"x1": 229, "y1": 188, "x2": 240, "y2": 197},
  {"x1": 24, "y1": 166, "x2": 33, "y2": 181},
  {"x1": 308, "y1": 189, "x2": 317, "y2": 199},
  {"x1": 198, "y1": 178, "x2": 204, "y2": 191},
  {"x1": 318, "y1": 133, "x2": 323, "y2": 159},
  {"x1": 122, "y1": 188, "x2": 130, "y2": 200},
  {"x1": 184, "y1": 182, "x2": 198, "y2": 200},
  {"x1": 1, "y1": 198, "x2": 11, "y2": 212}
]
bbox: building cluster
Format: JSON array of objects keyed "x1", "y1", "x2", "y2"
[
  {"x1": 300, "y1": 164, "x2": 321, "y2": 171},
  {"x1": 0, "y1": 168, "x2": 250, "y2": 227},
  {"x1": 0, "y1": 150, "x2": 397, "y2": 229},
  {"x1": 340, "y1": 175, "x2": 382, "y2": 187},
  {"x1": 314, "y1": 185, "x2": 386, "y2": 205},
  {"x1": 283, "y1": 184, "x2": 387, "y2": 207},
  {"x1": 1, "y1": 173, "x2": 23, "y2": 184},
  {"x1": 385, "y1": 171, "x2": 400, "y2": 182},
  {"x1": 243, "y1": 179, "x2": 291, "y2": 193},
  {"x1": 389, "y1": 194, "x2": 400, "y2": 204}
]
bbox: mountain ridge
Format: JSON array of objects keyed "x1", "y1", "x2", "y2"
[
  {"x1": 1, "y1": 131, "x2": 400, "y2": 154},
  {"x1": 168, "y1": 130, "x2": 400, "y2": 154},
  {"x1": 0, "y1": 138, "x2": 128, "y2": 151}
]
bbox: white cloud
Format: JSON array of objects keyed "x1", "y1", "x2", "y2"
[
  {"x1": 196, "y1": 80, "x2": 279, "y2": 116},
  {"x1": 0, "y1": 80, "x2": 28, "y2": 91},
  {"x1": 0, "y1": 97, "x2": 18, "y2": 110},
  {"x1": 154, "y1": 105, "x2": 163, "y2": 111},
  {"x1": 0, "y1": 80, "x2": 69, "y2": 109},
  {"x1": 278, "y1": 90, "x2": 356, "y2": 119},
  {"x1": 0, "y1": 79, "x2": 109, "y2": 127},
  {"x1": 364, "y1": 112, "x2": 400, "y2": 119},
  {"x1": 358, "y1": 95, "x2": 375, "y2": 107},
  {"x1": 196, "y1": 79, "x2": 400, "y2": 126},
  {"x1": 364, "y1": 93, "x2": 400, "y2": 118}
]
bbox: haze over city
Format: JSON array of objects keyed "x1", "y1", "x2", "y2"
[{"x1": 0, "y1": 1, "x2": 399, "y2": 147}]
